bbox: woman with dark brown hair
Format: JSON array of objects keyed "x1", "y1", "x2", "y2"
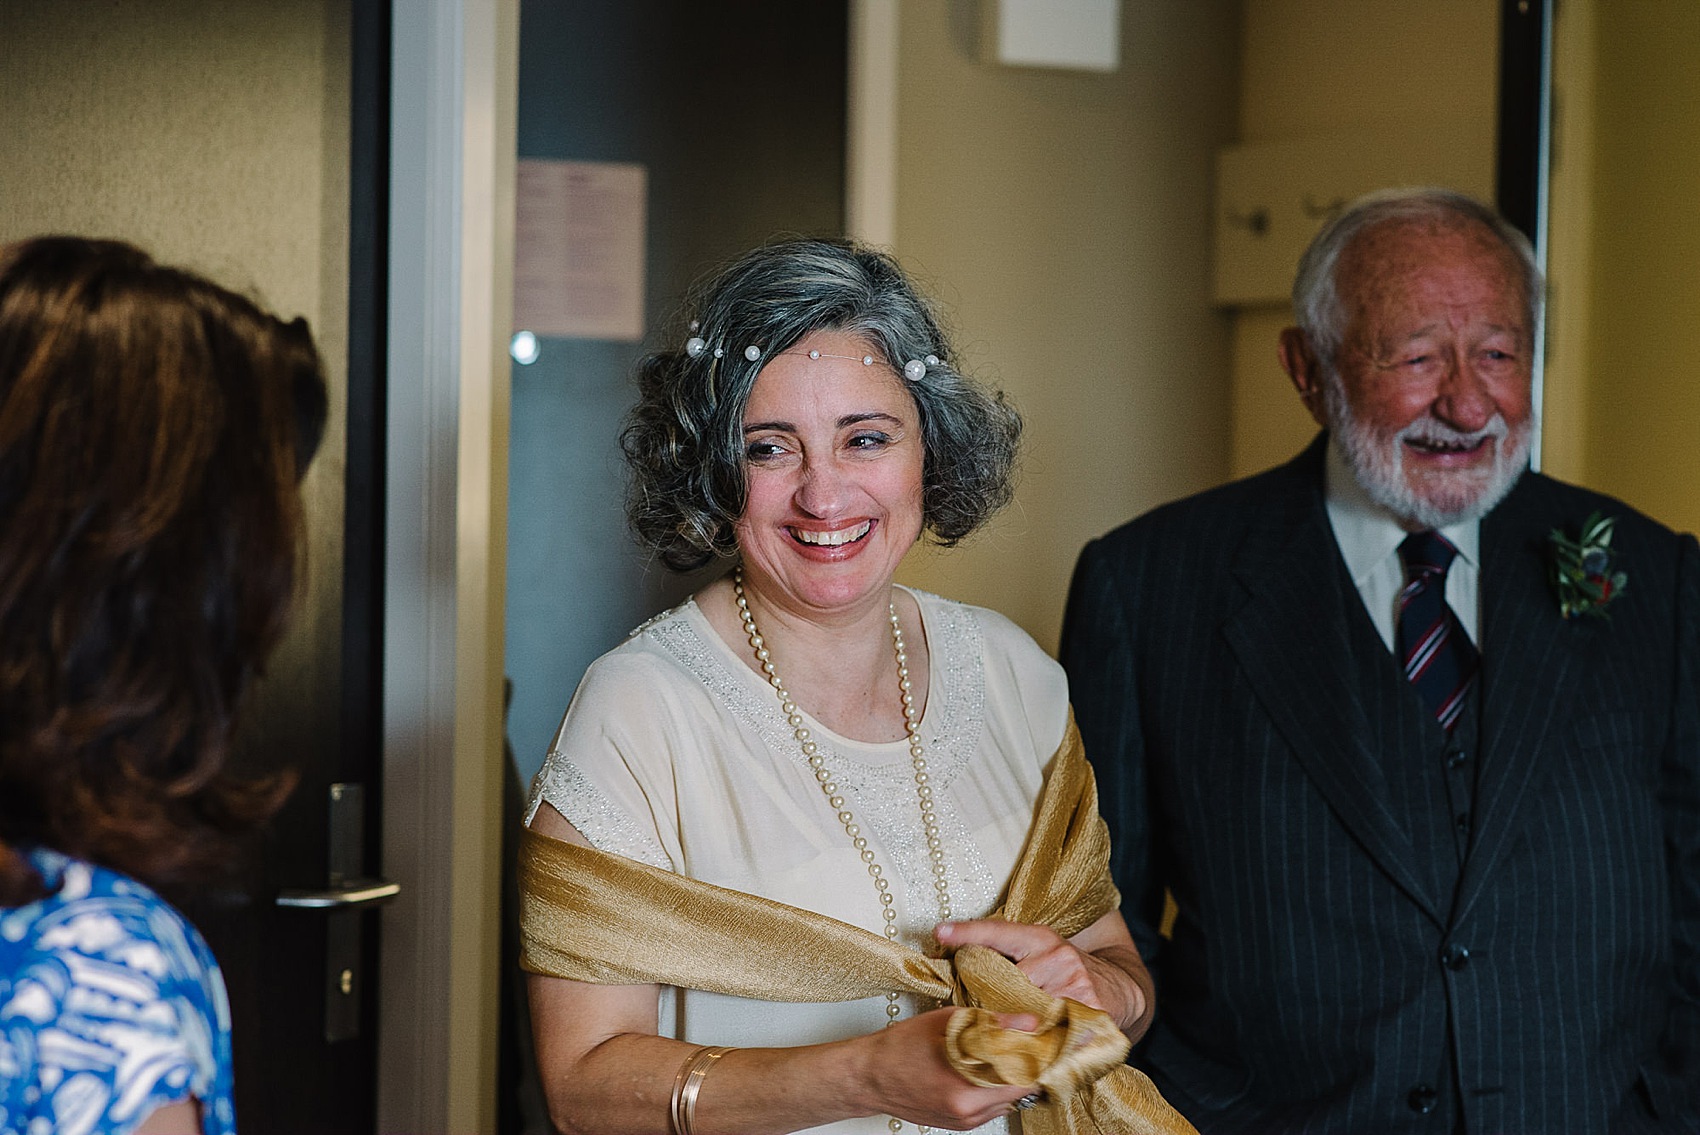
[{"x1": 0, "y1": 237, "x2": 327, "y2": 1135}]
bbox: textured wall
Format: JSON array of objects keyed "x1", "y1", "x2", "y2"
[
  {"x1": 0, "y1": 0, "x2": 350, "y2": 662},
  {"x1": 1577, "y1": 3, "x2": 1700, "y2": 534},
  {"x1": 0, "y1": 1, "x2": 347, "y2": 342},
  {"x1": 890, "y1": 0, "x2": 1242, "y2": 652}
]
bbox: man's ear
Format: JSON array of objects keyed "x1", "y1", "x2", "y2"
[{"x1": 1278, "y1": 327, "x2": 1329, "y2": 428}]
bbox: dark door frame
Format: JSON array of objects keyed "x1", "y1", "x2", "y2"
[
  {"x1": 1495, "y1": 0, "x2": 1552, "y2": 251},
  {"x1": 346, "y1": 0, "x2": 389, "y2": 920},
  {"x1": 1494, "y1": 0, "x2": 1553, "y2": 470},
  {"x1": 342, "y1": 1, "x2": 390, "y2": 1113}
]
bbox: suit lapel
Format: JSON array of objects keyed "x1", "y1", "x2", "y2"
[
  {"x1": 1221, "y1": 442, "x2": 1446, "y2": 925},
  {"x1": 1452, "y1": 475, "x2": 1588, "y2": 925}
]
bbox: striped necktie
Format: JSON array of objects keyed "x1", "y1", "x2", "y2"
[{"x1": 1396, "y1": 531, "x2": 1479, "y2": 731}]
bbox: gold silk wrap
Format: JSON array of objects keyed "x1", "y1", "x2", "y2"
[{"x1": 519, "y1": 716, "x2": 1196, "y2": 1135}]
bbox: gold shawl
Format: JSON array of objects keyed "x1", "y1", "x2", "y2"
[{"x1": 519, "y1": 716, "x2": 1195, "y2": 1135}]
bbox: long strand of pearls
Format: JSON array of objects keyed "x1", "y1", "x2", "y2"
[{"x1": 732, "y1": 567, "x2": 953, "y2": 1135}]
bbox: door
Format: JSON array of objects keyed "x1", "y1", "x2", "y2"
[{"x1": 0, "y1": 2, "x2": 391, "y2": 1130}]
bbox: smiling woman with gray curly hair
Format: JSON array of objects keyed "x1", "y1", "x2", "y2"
[
  {"x1": 520, "y1": 238, "x2": 1181, "y2": 1135},
  {"x1": 621, "y1": 239, "x2": 1022, "y2": 572}
]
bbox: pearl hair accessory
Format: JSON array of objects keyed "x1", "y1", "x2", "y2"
[
  {"x1": 732, "y1": 567, "x2": 951, "y2": 1135},
  {"x1": 681, "y1": 326, "x2": 938, "y2": 382},
  {"x1": 802, "y1": 348, "x2": 877, "y2": 365}
]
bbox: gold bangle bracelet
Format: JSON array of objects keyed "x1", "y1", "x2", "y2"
[
  {"x1": 669, "y1": 1045, "x2": 733, "y2": 1135},
  {"x1": 668, "y1": 1046, "x2": 706, "y2": 1135}
]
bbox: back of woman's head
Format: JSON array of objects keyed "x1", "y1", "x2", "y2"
[{"x1": 0, "y1": 236, "x2": 328, "y2": 905}]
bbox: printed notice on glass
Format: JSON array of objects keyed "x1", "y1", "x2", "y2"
[{"x1": 513, "y1": 159, "x2": 647, "y2": 341}]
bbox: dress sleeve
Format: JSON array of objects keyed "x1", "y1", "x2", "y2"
[
  {"x1": 0, "y1": 859, "x2": 237, "y2": 1135},
  {"x1": 523, "y1": 648, "x2": 690, "y2": 871},
  {"x1": 963, "y1": 600, "x2": 1070, "y2": 762}
]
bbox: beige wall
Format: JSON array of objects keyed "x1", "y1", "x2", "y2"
[
  {"x1": 0, "y1": 0, "x2": 351, "y2": 648},
  {"x1": 0, "y1": 2, "x2": 349, "y2": 360},
  {"x1": 1226, "y1": 0, "x2": 1500, "y2": 479},
  {"x1": 890, "y1": 0, "x2": 1242, "y2": 652},
  {"x1": 1553, "y1": 2, "x2": 1700, "y2": 534}
]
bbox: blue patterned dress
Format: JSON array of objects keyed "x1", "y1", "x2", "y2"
[{"x1": 0, "y1": 847, "x2": 235, "y2": 1135}]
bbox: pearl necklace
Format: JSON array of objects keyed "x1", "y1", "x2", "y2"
[{"x1": 732, "y1": 567, "x2": 952, "y2": 1134}]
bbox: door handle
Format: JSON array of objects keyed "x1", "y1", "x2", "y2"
[
  {"x1": 275, "y1": 876, "x2": 401, "y2": 910},
  {"x1": 275, "y1": 878, "x2": 401, "y2": 909},
  {"x1": 284, "y1": 782, "x2": 393, "y2": 1043}
]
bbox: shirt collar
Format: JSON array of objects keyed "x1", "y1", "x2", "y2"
[{"x1": 1323, "y1": 439, "x2": 1480, "y2": 585}]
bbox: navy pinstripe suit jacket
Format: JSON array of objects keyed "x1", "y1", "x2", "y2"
[{"x1": 1060, "y1": 438, "x2": 1700, "y2": 1134}]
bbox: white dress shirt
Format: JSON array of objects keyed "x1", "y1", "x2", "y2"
[{"x1": 1323, "y1": 443, "x2": 1481, "y2": 652}]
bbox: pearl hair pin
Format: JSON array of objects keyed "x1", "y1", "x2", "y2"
[
  {"x1": 682, "y1": 325, "x2": 938, "y2": 382},
  {"x1": 804, "y1": 348, "x2": 876, "y2": 365}
]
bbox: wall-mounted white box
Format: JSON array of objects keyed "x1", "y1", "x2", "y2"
[
  {"x1": 1213, "y1": 125, "x2": 1493, "y2": 307},
  {"x1": 994, "y1": 0, "x2": 1119, "y2": 72}
]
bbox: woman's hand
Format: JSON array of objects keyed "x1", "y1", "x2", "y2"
[
  {"x1": 935, "y1": 911, "x2": 1154, "y2": 1038},
  {"x1": 853, "y1": 1006, "x2": 1040, "y2": 1130}
]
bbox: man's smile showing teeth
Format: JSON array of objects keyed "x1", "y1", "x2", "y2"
[
  {"x1": 790, "y1": 521, "x2": 872, "y2": 546},
  {"x1": 1406, "y1": 437, "x2": 1487, "y2": 456}
]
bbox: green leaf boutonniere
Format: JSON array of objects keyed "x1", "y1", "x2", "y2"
[{"x1": 1549, "y1": 511, "x2": 1627, "y2": 619}]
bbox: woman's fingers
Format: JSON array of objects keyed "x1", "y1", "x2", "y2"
[
  {"x1": 935, "y1": 917, "x2": 1152, "y2": 1033},
  {"x1": 992, "y1": 1012, "x2": 1041, "y2": 1033},
  {"x1": 935, "y1": 918, "x2": 1056, "y2": 959},
  {"x1": 936, "y1": 919, "x2": 1109, "y2": 1011},
  {"x1": 864, "y1": 1008, "x2": 1040, "y2": 1129}
]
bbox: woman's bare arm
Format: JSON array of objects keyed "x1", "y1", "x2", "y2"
[{"x1": 134, "y1": 1099, "x2": 201, "y2": 1135}]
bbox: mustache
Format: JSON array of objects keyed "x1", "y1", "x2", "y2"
[{"x1": 1396, "y1": 414, "x2": 1510, "y2": 448}]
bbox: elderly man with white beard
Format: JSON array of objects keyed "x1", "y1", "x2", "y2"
[{"x1": 1060, "y1": 187, "x2": 1700, "y2": 1135}]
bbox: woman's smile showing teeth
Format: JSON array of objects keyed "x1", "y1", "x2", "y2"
[{"x1": 790, "y1": 521, "x2": 873, "y2": 547}]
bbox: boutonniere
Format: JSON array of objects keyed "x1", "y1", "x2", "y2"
[{"x1": 1549, "y1": 511, "x2": 1627, "y2": 619}]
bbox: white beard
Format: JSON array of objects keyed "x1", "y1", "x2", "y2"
[{"x1": 1324, "y1": 374, "x2": 1531, "y2": 530}]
